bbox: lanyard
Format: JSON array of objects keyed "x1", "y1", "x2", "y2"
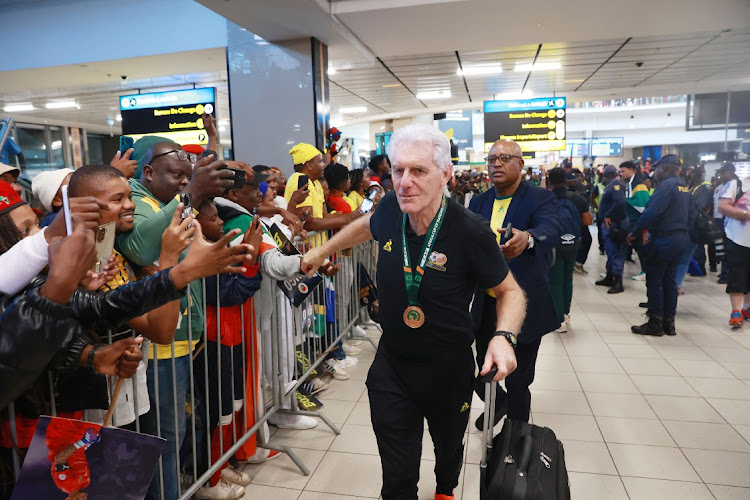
[{"x1": 401, "y1": 196, "x2": 447, "y2": 306}]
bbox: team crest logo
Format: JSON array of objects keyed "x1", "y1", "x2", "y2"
[
  {"x1": 0, "y1": 196, "x2": 8, "y2": 205},
  {"x1": 561, "y1": 233, "x2": 576, "y2": 245},
  {"x1": 298, "y1": 283, "x2": 309, "y2": 294},
  {"x1": 460, "y1": 402, "x2": 470, "y2": 413},
  {"x1": 614, "y1": 185, "x2": 621, "y2": 191},
  {"x1": 383, "y1": 239, "x2": 393, "y2": 252},
  {"x1": 426, "y1": 251, "x2": 447, "y2": 271}
]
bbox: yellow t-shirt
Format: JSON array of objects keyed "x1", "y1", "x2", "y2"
[
  {"x1": 285, "y1": 172, "x2": 327, "y2": 246},
  {"x1": 347, "y1": 191, "x2": 364, "y2": 210},
  {"x1": 487, "y1": 195, "x2": 512, "y2": 296}
]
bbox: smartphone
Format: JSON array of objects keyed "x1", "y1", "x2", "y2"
[
  {"x1": 61, "y1": 185, "x2": 73, "y2": 235},
  {"x1": 367, "y1": 188, "x2": 379, "y2": 200},
  {"x1": 119, "y1": 136, "x2": 135, "y2": 157},
  {"x1": 93, "y1": 221, "x2": 116, "y2": 273},
  {"x1": 359, "y1": 198, "x2": 375, "y2": 213},
  {"x1": 180, "y1": 192, "x2": 193, "y2": 229},
  {"x1": 298, "y1": 174, "x2": 309, "y2": 189},
  {"x1": 503, "y1": 222, "x2": 513, "y2": 244},
  {"x1": 228, "y1": 167, "x2": 246, "y2": 190},
  {"x1": 300, "y1": 211, "x2": 310, "y2": 222}
]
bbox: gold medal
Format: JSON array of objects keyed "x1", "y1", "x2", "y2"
[{"x1": 403, "y1": 305, "x2": 425, "y2": 329}]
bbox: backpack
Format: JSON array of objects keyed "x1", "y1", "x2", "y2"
[{"x1": 555, "y1": 195, "x2": 581, "y2": 249}]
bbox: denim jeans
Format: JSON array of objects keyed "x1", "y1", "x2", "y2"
[
  {"x1": 147, "y1": 354, "x2": 190, "y2": 500},
  {"x1": 675, "y1": 243, "x2": 697, "y2": 287}
]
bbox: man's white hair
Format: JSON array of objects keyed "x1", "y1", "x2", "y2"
[{"x1": 387, "y1": 124, "x2": 452, "y2": 173}]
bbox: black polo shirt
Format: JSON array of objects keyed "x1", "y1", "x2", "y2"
[{"x1": 369, "y1": 191, "x2": 509, "y2": 361}]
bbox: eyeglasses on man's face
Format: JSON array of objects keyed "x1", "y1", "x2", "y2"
[
  {"x1": 152, "y1": 149, "x2": 191, "y2": 163},
  {"x1": 485, "y1": 154, "x2": 523, "y2": 165}
]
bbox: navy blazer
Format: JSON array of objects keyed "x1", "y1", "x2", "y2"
[{"x1": 469, "y1": 181, "x2": 562, "y2": 343}]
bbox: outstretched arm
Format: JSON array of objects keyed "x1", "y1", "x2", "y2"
[{"x1": 301, "y1": 213, "x2": 373, "y2": 277}]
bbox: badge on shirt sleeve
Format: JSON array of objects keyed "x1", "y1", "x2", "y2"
[{"x1": 614, "y1": 185, "x2": 621, "y2": 191}]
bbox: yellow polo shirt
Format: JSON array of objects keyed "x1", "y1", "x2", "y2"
[
  {"x1": 285, "y1": 172, "x2": 327, "y2": 247},
  {"x1": 487, "y1": 195, "x2": 512, "y2": 297}
]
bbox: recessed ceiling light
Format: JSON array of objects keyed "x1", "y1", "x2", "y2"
[
  {"x1": 417, "y1": 90, "x2": 451, "y2": 100},
  {"x1": 339, "y1": 106, "x2": 368, "y2": 113},
  {"x1": 45, "y1": 100, "x2": 80, "y2": 109},
  {"x1": 457, "y1": 64, "x2": 502, "y2": 76},
  {"x1": 4, "y1": 103, "x2": 34, "y2": 112},
  {"x1": 514, "y1": 61, "x2": 561, "y2": 72},
  {"x1": 564, "y1": 79, "x2": 584, "y2": 83},
  {"x1": 382, "y1": 83, "x2": 402, "y2": 88}
]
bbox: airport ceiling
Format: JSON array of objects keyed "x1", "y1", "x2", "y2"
[{"x1": 1, "y1": 0, "x2": 749, "y2": 128}]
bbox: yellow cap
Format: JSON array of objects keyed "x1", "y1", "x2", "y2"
[{"x1": 289, "y1": 143, "x2": 322, "y2": 165}]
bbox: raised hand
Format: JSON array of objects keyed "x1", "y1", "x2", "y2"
[
  {"x1": 161, "y1": 203, "x2": 195, "y2": 264},
  {"x1": 41, "y1": 217, "x2": 97, "y2": 304},
  {"x1": 80, "y1": 255, "x2": 118, "y2": 290},
  {"x1": 243, "y1": 217, "x2": 264, "y2": 266},
  {"x1": 184, "y1": 154, "x2": 234, "y2": 204},
  {"x1": 169, "y1": 220, "x2": 254, "y2": 288},
  {"x1": 110, "y1": 148, "x2": 137, "y2": 178},
  {"x1": 46, "y1": 197, "x2": 106, "y2": 240}
]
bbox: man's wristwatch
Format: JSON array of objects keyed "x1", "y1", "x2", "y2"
[
  {"x1": 526, "y1": 232, "x2": 535, "y2": 249},
  {"x1": 493, "y1": 330, "x2": 517, "y2": 349}
]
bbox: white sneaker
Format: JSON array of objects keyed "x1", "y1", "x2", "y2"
[
  {"x1": 323, "y1": 359, "x2": 350, "y2": 380},
  {"x1": 564, "y1": 313, "x2": 570, "y2": 324},
  {"x1": 555, "y1": 321, "x2": 568, "y2": 333},
  {"x1": 269, "y1": 413, "x2": 318, "y2": 430},
  {"x1": 238, "y1": 448, "x2": 282, "y2": 465},
  {"x1": 339, "y1": 356, "x2": 358, "y2": 368},
  {"x1": 343, "y1": 342, "x2": 363, "y2": 356},
  {"x1": 221, "y1": 464, "x2": 252, "y2": 486},
  {"x1": 632, "y1": 272, "x2": 646, "y2": 281},
  {"x1": 194, "y1": 479, "x2": 245, "y2": 500},
  {"x1": 352, "y1": 325, "x2": 368, "y2": 337}
]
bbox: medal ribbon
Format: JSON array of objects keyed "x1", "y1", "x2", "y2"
[{"x1": 401, "y1": 196, "x2": 447, "y2": 306}]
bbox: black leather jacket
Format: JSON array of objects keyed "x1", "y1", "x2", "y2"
[{"x1": 0, "y1": 269, "x2": 185, "y2": 411}]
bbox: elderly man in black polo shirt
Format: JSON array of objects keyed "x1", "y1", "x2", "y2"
[{"x1": 302, "y1": 124, "x2": 526, "y2": 500}]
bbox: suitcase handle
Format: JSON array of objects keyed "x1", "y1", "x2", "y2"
[{"x1": 477, "y1": 367, "x2": 498, "y2": 384}]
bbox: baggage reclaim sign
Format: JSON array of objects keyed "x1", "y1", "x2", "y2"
[
  {"x1": 484, "y1": 97, "x2": 566, "y2": 153},
  {"x1": 120, "y1": 88, "x2": 216, "y2": 145}
]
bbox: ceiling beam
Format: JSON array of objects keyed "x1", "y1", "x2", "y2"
[
  {"x1": 454, "y1": 51, "x2": 472, "y2": 102},
  {"x1": 376, "y1": 57, "x2": 427, "y2": 107},
  {"x1": 521, "y1": 44, "x2": 543, "y2": 94},
  {"x1": 575, "y1": 37, "x2": 632, "y2": 91},
  {"x1": 635, "y1": 33, "x2": 722, "y2": 87}
]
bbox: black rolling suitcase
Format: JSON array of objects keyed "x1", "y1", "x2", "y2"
[{"x1": 479, "y1": 369, "x2": 571, "y2": 500}]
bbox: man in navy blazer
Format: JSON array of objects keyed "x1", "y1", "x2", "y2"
[{"x1": 469, "y1": 139, "x2": 562, "y2": 427}]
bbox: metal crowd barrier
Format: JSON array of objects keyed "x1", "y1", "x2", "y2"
[{"x1": 4, "y1": 232, "x2": 380, "y2": 500}]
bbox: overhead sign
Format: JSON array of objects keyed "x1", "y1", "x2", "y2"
[
  {"x1": 565, "y1": 138, "x2": 591, "y2": 157},
  {"x1": 437, "y1": 110, "x2": 473, "y2": 147},
  {"x1": 591, "y1": 137, "x2": 623, "y2": 157},
  {"x1": 484, "y1": 97, "x2": 566, "y2": 152},
  {"x1": 119, "y1": 88, "x2": 215, "y2": 145}
]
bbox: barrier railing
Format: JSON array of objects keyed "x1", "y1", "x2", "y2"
[{"x1": 2, "y1": 231, "x2": 379, "y2": 500}]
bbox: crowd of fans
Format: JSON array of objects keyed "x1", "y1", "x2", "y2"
[{"x1": 0, "y1": 121, "x2": 394, "y2": 499}]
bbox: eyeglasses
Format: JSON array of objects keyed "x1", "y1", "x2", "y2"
[
  {"x1": 151, "y1": 149, "x2": 190, "y2": 163},
  {"x1": 485, "y1": 154, "x2": 523, "y2": 165}
]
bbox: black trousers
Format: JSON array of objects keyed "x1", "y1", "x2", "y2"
[
  {"x1": 577, "y1": 224, "x2": 593, "y2": 265},
  {"x1": 474, "y1": 294, "x2": 542, "y2": 422},
  {"x1": 367, "y1": 347, "x2": 474, "y2": 499}
]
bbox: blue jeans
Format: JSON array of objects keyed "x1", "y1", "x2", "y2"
[
  {"x1": 147, "y1": 354, "x2": 190, "y2": 500},
  {"x1": 675, "y1": 244, "x2": 697, "y2": 287}
]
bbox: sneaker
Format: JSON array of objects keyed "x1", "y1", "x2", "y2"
[
  {"x1": 343, "y1": 342, "x2": 363, "y2": 356},
  {"x1": 323, "y1": 359, "x2": 349, "y2": 380},
  {"x1": 742, "y1": 308, "x2": 750, "y2": 322},
  {"x1": 573, "y1": 263, "x2": 587, "y2": 275},
  {"x1": 339, "y1": 356, "x2": 358, "y2": 368},
  {"x1": 718, "y1": 277, "x2": 728, "y2": 284},
  {"x1": 564, "y1": 313, "x2": 570, "y2": 323},
  {"x1": 710, "y1": 264, "x2": 718, "y2": 273},
  {"x1": 351, "y1": 325, "x2": 368, "y2": 338},
  {"x1": 435, "y1": 494, "x2": 455, "y2": 500},
  {"x1": 730, "y1": 311, "x2": 744, "y2": 329},
  {"x1": 300, "y1": 377, "x2": 329, "y2": 395},
  {"x1": 238, "y1": 449, "x2": 282, "y2": 465},
  {"x1": 194, "y1": 479, "x2": 245, "y2": 500},
  {"x1": 555, "y1": 322, "x2": 567, "y2": 333},
  {"x1": 221, "y1": 464, "x2": 252, "y2": 486},
  {"x1": 631, "y1": 272, "x2": 646, "y2": 281},
  {"x1": 268, "y1": 413, "x2": 318, "y2": 430}
]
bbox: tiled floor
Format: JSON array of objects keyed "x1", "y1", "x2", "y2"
[{"x1": 238, "y1": 248, "x2": 750, "y2": 499}]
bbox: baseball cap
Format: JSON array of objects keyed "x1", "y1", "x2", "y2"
[
  {"x1": 717, "y1": 162, "x2": 736, "y2": 174},
  {"x1": 0, "y1": 162, "x2": 20, "y2": 179},
  {"x1": 602, "y1": 164, "x2": 618, "y2": 176},
  {"x1": 0, "y1": 180, "x2": 26, "y2": 217},
  {"x1": 652, "y1": 154, "x2": 681, "y2": 170}
]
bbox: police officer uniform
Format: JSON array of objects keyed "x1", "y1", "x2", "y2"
[
  {"x1": 629, "y1": 155, "x2": 696, "y2": 336},
  {"x1": 595, "y1": 165, "x2": 627, "y2": 293}
]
